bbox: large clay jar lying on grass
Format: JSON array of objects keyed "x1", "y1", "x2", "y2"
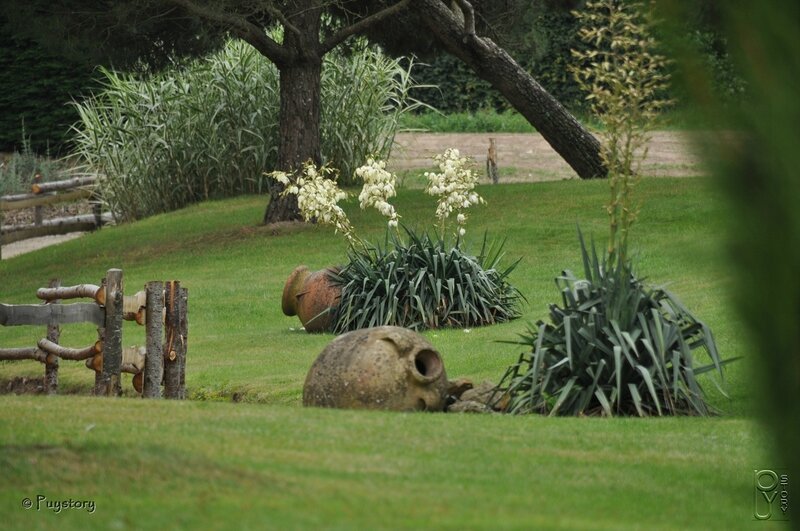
[
  {"x1": 282, "y1": 265, "x2": 341, "y2": 333},
  {"x1": 303, "y1": 326, "x2": 449, "y2": 412}
]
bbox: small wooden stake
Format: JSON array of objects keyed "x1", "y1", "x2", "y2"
[
  {"x1": 33, "y1": 175, "x2": 43, "y2": 226},
  {"x1": 179, "y1": 287, "x2": 188, "y2": 399},
  {"x1": 97, "y1": 269, "x2": 123, "y2": 397},
  {"x1": 143, "y1": 281, "x2": 164, "y2": 399},
  {"x1": 487, "y1": 137, "x2": 499, "y2": 184},
  {"x1": 163, "y1": 281, "x2": 183, "y2": 399}
]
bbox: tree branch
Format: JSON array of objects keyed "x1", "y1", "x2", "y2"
[
  {"x1": 264, "y1": 5, "x2": 301, "y2": 37},
  {"x1": 411, "y1": 0, "x2": 606, "y2": 179},
  {"x1": 168, "y1": 0, "x2": 292, "y2": 65},
  {"x1": 455, "y1": 0, "x2": 475, "y2": 37},
  {"x1": 320, "y1": 0, "x2": 411, "y2": 55}
]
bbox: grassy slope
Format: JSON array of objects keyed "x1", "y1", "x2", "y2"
[{"x1": 0, "y1": 178, "x2": 771, "y2": 529}]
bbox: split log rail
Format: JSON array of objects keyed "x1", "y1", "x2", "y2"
[
  {"x1": 0, "y1": 174, "x2": 111, "y2": 259},
  {"x1": 0, "y1": 269, "x2": 188, "y2": 398}
]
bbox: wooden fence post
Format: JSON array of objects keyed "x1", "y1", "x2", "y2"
[
  {"x1": 33, "y1": 174, "x2": 43, "y2": 226},
  {"x1": 92, "y1": 327, "x2": 104, "y2": 390},
  {"x1": 163, "y1": 280, "x2": 184, "y2": 399},
  {"x1": 143, "y1": 281, "x2": 164, "y2": 399},
  {"x1": 92, "y1": 191, "x2": 103, "y2": 230},
  {"x1": 44, "y1": 278, "x2": 61, "y2": 395},
  {"x1": 97, "y1": 269, "x2": 123, "y2": 396},
  {"x1": 179, "y1": 287, "x2": 188, "y2": 399}
]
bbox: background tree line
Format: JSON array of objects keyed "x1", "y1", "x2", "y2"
[
  {"x1": 0, "y1": 0, "x2": 743, "y2": 155},
  {"x1": 0, "y1": 15, "x2": 100, "y2": 153}
]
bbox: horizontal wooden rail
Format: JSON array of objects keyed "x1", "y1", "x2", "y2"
[
  {"x1": 0, "y1": 174, "x2": 107, "y2": 260},
  {"x1": 0, "y1": 347, "x2": 47, "y2": 363},
  {"x1": 31, "y1": 176, "x2": 96, "y2": 194},
  {"x1": 1, "y1": 213, "x2": 112, "y2": 234},
  {"x1": 0, "y1": 213, "x2": 112, "y2": 245},
  {"x1": 0, "y1": 189, "x2": 93, "y2": 211},
  {"x1": 37, "y1": 338, "x2": 101, "y2": 361},
  {"x1": 37, "y1": 284, "x2": 102, "y2": 303},
  {"x1": 0, "y1": 302, "x2": 105, "y2": 327}
]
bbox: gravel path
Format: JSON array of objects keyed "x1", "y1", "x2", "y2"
[
  {"x1": 389, "y1": 131, "x2": 706, "y2": 182},
  {"x1": 1, "y1": 232, "x2": 86, "y2": 260}
]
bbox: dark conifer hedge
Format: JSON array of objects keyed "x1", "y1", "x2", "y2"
[{"x1": 0, "y1": 22, "x2": 99, "y2": 154}]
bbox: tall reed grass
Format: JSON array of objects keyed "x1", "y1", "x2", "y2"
[{"x1": 72, "y1": 40, "x2": 425, "y2": 221}]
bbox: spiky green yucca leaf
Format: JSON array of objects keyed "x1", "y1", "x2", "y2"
[
  {"x1": 496, "y1": 231, "x2": 737, "y2": 417},
  {"x1": 329, "y1": 228, "x2": 523, "y2": 332}
]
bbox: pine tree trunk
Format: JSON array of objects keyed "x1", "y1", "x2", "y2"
[
  {"x1": 415, "y1": 0, "x2": 607, "y2": 180},
  {"x1": 263, "y1": 11, "x2": 323, "y2": 224}
]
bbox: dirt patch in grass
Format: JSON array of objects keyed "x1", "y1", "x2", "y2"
[{"x1": 389, "y1": 131, "x2": 708, "y2": 183}]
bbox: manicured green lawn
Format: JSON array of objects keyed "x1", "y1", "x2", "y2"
[
  {"x1": 398, "y1": 109, "x2": 714, "y2": 133},
  {"x1": 0, "y1": 177, "x2": 774, "y2": 529},
  {"x1": 0, "y1": 397, "x2": 772, "y2": 530}
]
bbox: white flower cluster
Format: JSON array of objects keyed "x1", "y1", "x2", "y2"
[
  {"x1": 267, "y1": 149, "x2": 485, "y2": 246},
  {"x1": 269, "y1": 163, "x2": 356, "y2": 245},
  {"x1": 424, "y1": 148, "x2": 484, "y2": 236},
  {"x1": 355, "y1": 158, "x2": 399, "y2": 229}
]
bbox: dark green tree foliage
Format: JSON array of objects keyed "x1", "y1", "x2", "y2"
[
  {"x1": 410, "y1": 54, "x2": 509, "y2": 113},
  {"x1": 0, "y1": 21, "x2": 99, "y2": 153},
  {"x1": 410, "y1": 0, "x2": 743, "y2": 114},
  {"x1": 409, "y1": 1, "x2": 587, "y2": 113},
  {"x1": 332, "y1": 0, "x2": 514, "y2": 56},
  {"x1": 1, "y1": 2, "x2": 222, "y2": 71},
  {"x1": 523, "y1": 6, "x2": 588, "y2": 111},
  {"x1": 331, "y1": 0, "x2": 523, "y2": 113}
]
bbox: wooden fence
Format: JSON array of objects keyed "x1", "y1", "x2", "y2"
[
  {"x1": 0, "y1": 269, "x2": 188, "y2": 399},
  {"x1": 0, "y1": 175, "x2": 112, "y2": 259}
]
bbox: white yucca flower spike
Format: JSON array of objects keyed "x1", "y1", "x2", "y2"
[
  {"x1": 267, "y1": 162, "x2": 358, "y2": 247},
  {"x1": 425, "y1": 148, "x2": 485, "y2": 237},
  {"x1": 355, "y1": 156, "x2": 400, "y2": 230}
]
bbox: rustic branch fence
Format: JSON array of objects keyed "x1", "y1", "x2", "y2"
[
  {"x1": 0, "y1": 269, "x2": 188, "y2": 399},
  {"x1": 0, "y1": 174, "x2": 112, "y2": 259}
]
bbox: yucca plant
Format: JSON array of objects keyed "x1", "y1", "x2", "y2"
[
  {"x1": 329, "y1": 228, "x2": 523, "y2": 332},
  {"x1": 489, "y1": 0, "x2": 734, "y2": 417},
  {"x1": 496, "y1": 232, "x2": 735, "y2": 416},
  {"x1": 272, "y1": 150, "x2": 522, "y2": 333}
]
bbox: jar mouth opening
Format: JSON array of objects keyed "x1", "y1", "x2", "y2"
[
  {"x1": 281, "y1": 265, "x2": 309, "y2": 316},
  {"x1": 411, "y1": 349, "x2": 443, "y2": 382}
]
